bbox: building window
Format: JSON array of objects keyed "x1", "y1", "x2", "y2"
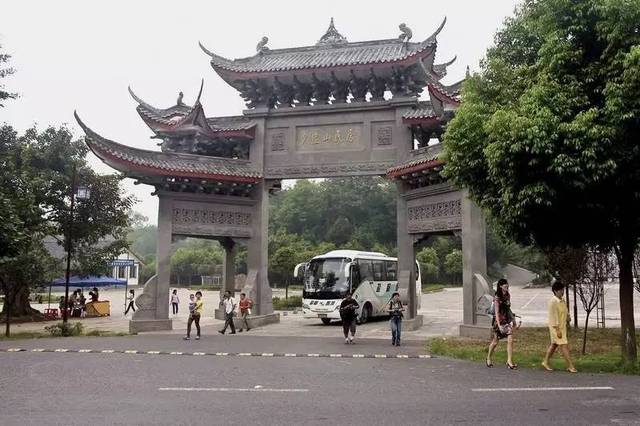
[
  {"x1": 129, "y1": 265, "x2": 137, "y2": 279},
  {"x1": 118, "y1": 266, "x2": 127, "y2": 279}
]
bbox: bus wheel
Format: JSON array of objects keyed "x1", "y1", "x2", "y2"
[
  {"x1": 358, "y1": 304, "x2": 371, "y2": 324},
  {"x1": 321, "y1": 318, "x2": 332, "y2": 325}
]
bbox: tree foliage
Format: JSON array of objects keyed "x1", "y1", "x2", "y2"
[
  {"x1": 0, "y1": 124, "x2": 134, "y2": 331},
  {"x1": 444, "y1": 0, "x2": 640, "y2": 364},
  {"x1": 0, "y1": 43, "x2": 17, "y2": 107}
]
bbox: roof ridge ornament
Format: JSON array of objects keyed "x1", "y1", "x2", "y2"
[
  {"x1": 317, "y1": 17, "x2": 348, "y2": 46},
  {"x1": 398, "y1": 23, "x2": 413, "y2": 42},
  {"x1": 256, "y1": 36, "x2": 269, "y2": 53}
]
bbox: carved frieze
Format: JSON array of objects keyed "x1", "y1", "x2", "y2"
[
  {"x1": 407, "y1": 199, "x2": 462, "y2": 233},
  {"x1": 265, "y1": 161, "x2": 396, "y2": 178},
  {"x1": 172, "y1": 208, "x2": 252, "y2": 238}
]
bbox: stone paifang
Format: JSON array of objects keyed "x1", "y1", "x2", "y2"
[{"x1": 75, "y1": 18, "x2": 462, "y2": 194}]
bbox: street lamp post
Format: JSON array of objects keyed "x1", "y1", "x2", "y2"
[{"x1": 62, "y1": 165, "x2": 90, "y2": 323}]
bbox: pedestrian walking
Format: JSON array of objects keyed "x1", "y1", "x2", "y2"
[
  {"x1": 170, "y1": 289, "x2": 180, "y2": 315},
  {"x1": 218, "y1": 291, "x2": 236, "y2": 335},
  {"x1": 542, "y1": 280, "x2": 577, "y2": 373},
  {"x1": 124, "y1": 289, "x2": 136, "y2": 315},
  {"x1": 238, "y1": 292, "x2": 252, "y2": 332},
  {"x1": 184, "y1": 292, "x2": 203, "y2": 340},
  {"x1": 486, "y1": 278, "x2": 519, "y2": 369},
  {"x1": 339, "y1": 292, "x2": 359, "y2": 344},
  {"x1": 387, "y1": 292, "x2": 404, "y2": 346},
  {"x1": 78, "y1": 291, "x2": 86, "y2": 318}
]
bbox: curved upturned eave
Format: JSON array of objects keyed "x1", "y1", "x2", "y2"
[{"x1": 74, "y1": 112, "x2": 262, "y2": 184}]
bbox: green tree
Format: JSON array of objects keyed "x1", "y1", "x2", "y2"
[
  {"x1": 444, "y1": 0, "x2": 640, "y2": 364},
  {"x1": 444, "y1": 249, "x2": 463, "y2": 285},
  {"x1": 416, "y1": 247, "x2": 439, "y2": 284},
  {"x1": 1, "y1": 125, "x2": 134, "y2": 322}
]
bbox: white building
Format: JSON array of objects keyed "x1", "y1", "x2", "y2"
[{"x1": 108, "y1": 249, "x2": 145, "y2": 286}]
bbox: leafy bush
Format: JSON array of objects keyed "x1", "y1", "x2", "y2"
[
  {"x1": 272, "y1": 296, "x2": 302, "y2": 310},
  {"x1": 44, "y1": 322, "x2": 84, "y2": 337}
]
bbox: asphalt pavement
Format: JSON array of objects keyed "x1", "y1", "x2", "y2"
[{"x1": 1, "y1": 335, "x2": 639, "y2": 426}]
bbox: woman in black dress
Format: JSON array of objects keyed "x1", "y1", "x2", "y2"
[{"x1": 486, "y1": 278, "x2": 518, "y2": 369}]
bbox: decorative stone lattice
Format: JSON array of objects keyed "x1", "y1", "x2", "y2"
[
  {"x1": 173, "y1": 208, "x2": 251, "y2": 227},
  {"x1": 407, "y1": 199, "x2": 462, "y2": 233},
  {"x1": 270, "y1": 131, "x2": 287, "y2": 152},
  {"x1": 376, "y1": 125, "x2": 393, "y2": 145}
]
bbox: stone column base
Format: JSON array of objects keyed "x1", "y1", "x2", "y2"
[
  {"x1": 459, "y1": 323, "x2": 492, "y2": 339},
  {"x1": 214, "y1": 309, "x2": 280, "y2": 329},
  {"x1": 402, "y1": 314, "x2": 423, "y2": 331},
  {"x1": 129, "y1": 319, "x2": 173, "y2": 334}
]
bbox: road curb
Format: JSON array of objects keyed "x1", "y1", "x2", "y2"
[{"x1": 0, "y1": 347, "x2": 432, "y2": 360}]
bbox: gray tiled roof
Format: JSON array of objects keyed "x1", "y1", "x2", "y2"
[
  {"x1": 387, "y1": 144, "x2": 443, "y2": 177},
  {"x1": 206, "y1": 116, "x2": 256, "y2": 132},
  {"x1": 74, "y1": 112, "x2": 262, "y2": 182},
  {"x1": 199, "y1": 19, "x2": 447, "y2": 74},
  {"x1": 202, "y1": 38, "x2": 436, "y2": 73},
  {"x1": 403, "y1": 102, "x2": 437, "y2": 120}
]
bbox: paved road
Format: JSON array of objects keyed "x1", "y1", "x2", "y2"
[{"x1": 1, "y1": 336, "x2": 639, "y2": 426}]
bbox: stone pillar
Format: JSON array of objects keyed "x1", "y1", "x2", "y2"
[
  {"x1": 460, "y1": 191, "x2": 489, "y2": 337},
  {"x1": 245, "y1": 181, "x2": 273, "y2": 316},
  {"x1": 130, "y1": 194, "x2": 173, "y2": 332},
  {"x1": 221, "y1": 237, "x2": 236, "y2": 296},
  {"x1": 396, "y1": 182, "x2": 423, "y2": 329}
]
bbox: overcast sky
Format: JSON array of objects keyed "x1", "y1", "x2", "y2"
[{"x1": 1, "y1": 0, "x2": 521, "y2": 224}]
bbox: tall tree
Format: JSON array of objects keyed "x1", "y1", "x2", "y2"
[
  {"x1": 1, "y1": 125, "x2": 134, "y2": 321},
  {"x1": 444, "y1": 0, "x2": 640, "y2": 364}
]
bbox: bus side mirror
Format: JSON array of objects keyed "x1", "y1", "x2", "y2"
[{"x1": 294, "y1": 263, "x2": 307, "y2": 279}]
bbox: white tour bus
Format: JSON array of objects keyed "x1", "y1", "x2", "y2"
[{"x1": 294, "y1": 250, "x2": 421, "y2": 325}]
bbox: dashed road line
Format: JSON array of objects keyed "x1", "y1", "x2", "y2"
[
  {"x1": 473, "y1": 386, "x2": 614, "y2": 392},
  {"x1": 159, "y1": 387, "x2": 309, "y2": 393},
  {"x1": 0, "y1": 347, "x2": 430, "y2": 360}
]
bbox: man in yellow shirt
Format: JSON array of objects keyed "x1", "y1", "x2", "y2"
[{"x1": 542, "y1": 281, "x2": 577, "y2": 372}]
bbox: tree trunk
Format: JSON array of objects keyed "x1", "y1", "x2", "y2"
[
  {"x1": 573, "y1": 283, "x2": 578, "y2": 329},
  {"x1": 582, "y1": 310, "x2": 591, "y2": 355},
  {"x1": 1, "y1": 286, "x2": 40, "y2": 318},
  {"x1": 4, "y1": 295, "x2": 11, "y2": 337},
  {"x1": 616, "y1": 241, "x2": 638, "y2": 366}
]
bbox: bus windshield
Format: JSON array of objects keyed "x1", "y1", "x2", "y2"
[{"x1": 303, "y1": 257, "x2": 350, "y2": 298}]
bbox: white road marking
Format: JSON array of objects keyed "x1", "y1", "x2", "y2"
[
  {"x1": 396, "y1": 354, "x2": 409, "y2": 358},
  {"x1": 7, "y1": 348, "x2": 22, "y2": 352},
  {"x1": 238, "y1": 352, "x2": 252, "y2": 356},
  {"x1": 55, "y1": 349, "x2": 69, "y2": 352},
  {"x1": 193, "y1": 352, "x2": 206, "y2": 356},
  {"x1": 147, "y1": 351, "x2": 160, "y2": 355},
  {"x1": 472, "y1": 386, "x2": 615, "y2": 392},
  {"x1": 31, "y1": 348, "x2": 45, "y2": 352},
  {"x1": 352, "y1": 354, "x2": 364, "y2": 358},
  {"x1": 261, "y1": 353, "x2": 274, "y2": 357},
  {"x1": 307, "y1": 353, "x2": 319, "y2": 357},
  {"x1": 284, "y1": 353, "x2": 297, "y2": 357},
  {"x1": 169, "y1": 351, "x2": 183, "y2": 355},
  {"x1": 374, "y1": 354, "x2": 387, "y2": 358},
  {"x1": 520, "y1": 291, "x2": 541, "y2": 309},
  {"x1": 418, "y1": 354, "x2": 431, "y2": 359},
  {"x1": 329, "y1": 354, "x2": 342, "y2": 358},
  {"x1": 78, "y1": 349, "x2": 92, "y2": 353},
  {"x1": 124, "y1": 350, "x2": 138, "y2": 354},
  {"x1": 159, "y1": 387, "x2": 309, "y2": 393},
  {"x1": 215, "y1": 352, "x2": 228, "y2": 356},
  {"x1": 101, "y1": 350, "x2": 114, "y2": 353}
]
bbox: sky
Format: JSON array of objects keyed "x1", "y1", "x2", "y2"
[{"x1": 1, "y1": 0, "x2": 522, "y2": 225}]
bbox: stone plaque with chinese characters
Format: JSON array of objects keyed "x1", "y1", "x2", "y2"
[
  {"x1": 295, "y1": 124, "x2": 364, "y2": 152},
  {"x1": 375, "y1": 125, "x2": 393, "y2": 145},
  {"x1": 270, "y1": 130, "x2": 287, "y2": 152}
]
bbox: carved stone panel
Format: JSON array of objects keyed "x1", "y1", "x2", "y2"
[
  {"x1": 374, "y1": 124, "x2": 393, "y2": 146},
  {"x1": 295, "y1": 124, "x2": 364, "y2": 152},
  {"x1": 172, "y1": 205, "x2": 253, "y2": 238},
  {"x1": 268, "y1": 129, "x2": 287, "y2": 152},
  {"x1": 407, "y1": 199, "x2": 462, "y2": 233}
]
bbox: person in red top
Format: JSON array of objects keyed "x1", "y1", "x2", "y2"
[{"x1": 238, "y1": 292, "x2": 252, "y2": 332}]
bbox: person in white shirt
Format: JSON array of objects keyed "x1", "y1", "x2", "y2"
[
  {"x1": 170, "y1": 289, "x2": 180, "y2": 315},
  {"x1": 218, "y1": 291, "x2": 236, "y2": 335}
]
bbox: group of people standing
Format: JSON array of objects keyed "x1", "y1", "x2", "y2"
[
  {"x1": 178, "y1": 289, "x2": 253, "y2": 340},
  {"x1": 487, "y1": 278, "x2": 577, "y2": 373},
  {"x1": 58, "y1": 287, "x2": 100, "y2": 318},
  {"x1": 338, "y1": 291, "x2": 406, "y2": 346}
]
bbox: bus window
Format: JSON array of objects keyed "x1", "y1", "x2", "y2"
[
  {"x1": 385, "y1": 261, "x2": 397, "y2": 281},
  {"x1": 358, "y1": 260, "x2": 373, "y2": 282},
  {"x1": 386, "y1": 283, "x2": 391, "y2": 292},
  {"x1": 373, "y1": 260, "x2": 384, "y2": 281}
]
